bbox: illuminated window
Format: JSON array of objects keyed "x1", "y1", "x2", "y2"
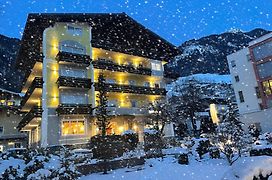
[
  {"x1": 151, "y1": 62, "x2": 161, "y2": 71},
  {"x1": 262, "y1": 80, "x2": 272, "y2": 96},
  {"x1": 62, "y1": 120, "x2": 85, "y2": 136}
]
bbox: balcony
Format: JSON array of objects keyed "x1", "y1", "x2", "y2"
[
  {"x1": 107, "y1": 107, "x2": 148, "y2": 116},
  {"x1": 17, "y1": 106, "x2": 42, "y2": 130},
  {"x1": 56, "y1": 104, "x2": 93, "y2": 115},
  {"x1": 56, "y1": 51, "x2": 92, "y2": 66},
  {"x1": 94, "y1": 83, "x2": 166, "y2": 95},
  {"x1": 92, "y1": 58, "x2": 152, "y2": 76},
  {"x1": 57, "y1": 76, "x2": 92, "y2": 89},
  {"x1": 21, "y1": 77, "x2": 43, "y2": 107}
]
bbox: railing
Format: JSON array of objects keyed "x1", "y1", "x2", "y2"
[
  {"x1": 92, "y1": 58, "x2": 152, "y2": 76},
  {"x1": 21, "y1": 77, "x2": 43, "y2": 107},
  {"x1": 56, "y1": 51, "x2": 92, "y2": 65},
  {"x1": 94, "y1": 83, "x2": 166, "y2": 95},
  {"x1": 56, "y1": 104, "x2": 93, "y2": 115},
  {"x1": 17, "y1": 106, "x2": 42, "y2": 130},
  {"x1": 57, "y1": 76, "x2": 92, "y2": 89},
  {"x1": 107, "y1": 107, "x2": 148, "y2": 115}
]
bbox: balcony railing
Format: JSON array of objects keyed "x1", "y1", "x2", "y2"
[
  {"x1": 56, "y1": 51, "x2": 92, "y2": 66},
  {"x1": 107, "y1": 107, "x2": 149, "y2": 116},
  {"x1": 17, "y1": 106, "x2": 42, "y2": 130},
  {"x1": 21, "y1": 77, "x2": 43, "y2": 107},
  {"x1": 57, "y1": 76, "x2": 92, "y2": 89},
  {"x1": 94, "y1": 83, "x2": 166, "y2": 95},
  {"x1": 92, "y1": 58, "x2": 152, "y2": 76},
  {"x1": 56, "y1": 104, "x2": 93, "y2": 115}
]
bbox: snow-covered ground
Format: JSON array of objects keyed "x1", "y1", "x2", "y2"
[{"x1": 80, "y1": 156, "x2": 272, "y2": 180}]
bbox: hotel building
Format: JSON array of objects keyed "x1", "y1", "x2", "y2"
[
  {"x1": 0, "y1": 88, "x2": 27, "y2": 151},
  {"x1": 16, "y1": 13, "x2": 179, "y2": 147},
  {"x1": 227, "y1": 33, "x2": 272, "y2": 132}
]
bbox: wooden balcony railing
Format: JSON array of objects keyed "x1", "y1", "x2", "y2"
[
  {"x1": 94, "y1": 83, "x2": 166, "y2": 95},
  {"x1": 56, "y1": 104, "x2": 93, "y2": 115},
  {"x1": 17, "y1": 106, "x2": 42, "y2": 130},
  {"x1": 92, "y1": 58, "x2": 152, "y2": 76},
  {"x1": 21, "y1": 77, "x2": 43, "y2": 107},
  {"x1": 56, "y1": 51, "x2": 92, "y2": 66},
  {"x1": 57, "y1": 76, "x2": 92, "y2": 89}
]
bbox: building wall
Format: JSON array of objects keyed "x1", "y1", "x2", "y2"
[
  {"x1": 227, "y1": 35, "x2": 272, "y2": 132},
  {"x1": 227, "y1": 48, "x2": 262, "y2": 114},
  {"x1": 0, "y1": 109, "x2": 27, "y2": 151}
]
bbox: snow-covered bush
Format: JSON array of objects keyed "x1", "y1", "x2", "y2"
[
  {"x1": 0, "y1": 165, "x2": 24, "y2": 180},
  {"x1": 195, "y1": 138, "x2": 211, "y2": 159},
  {"x1": 121, "y1": 130, "x2": 139, "y2": 151},
  {"x1": 144, "y1": 129, "x2": 164, "y2": 158}
]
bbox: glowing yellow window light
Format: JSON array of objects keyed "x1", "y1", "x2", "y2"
[{"x1": 210, "y1": 103, "x2": 219, "y2": 124}]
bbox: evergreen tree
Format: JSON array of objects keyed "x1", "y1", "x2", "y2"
[
  {"x1": 95, "y1": 73, "x2": 111, "y2": 137},
  {"x1": 212, "y1": 103, "x2": 250, "y2": 165},
  {"x1": 147, "y1": 98, "x2": 173, "y2": 136},
  {"x1": 170, "y1": 78, "x2": 203, "y2": 136}
]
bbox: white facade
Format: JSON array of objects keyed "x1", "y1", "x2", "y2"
[{"x1": 227, "y1": 33, "x2": 272, "y2": 132}]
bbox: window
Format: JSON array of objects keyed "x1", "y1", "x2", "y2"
[
  {"x1": 60, "y1": 89, "x2": 88, "y2": 104},
  {"x1": 151, "y1": 62, "x2": 162, "y2": 71},
  {"x1": 230, "y1": 60, "x2": 236, "y2": 67},
  {"x1": 60, "y1": 40, "x2": 86, "y2": 54},
  {"x1": 256, "y1": 61, "x2": 272, "y2": 79},
  {"x1": 59, "y1": 65, "x2": 87, "y2": 78},
  {"x1": 0, "y1": 126, "x2": 3, "y2": 134},
  {"x1": 262, "y1": 80, "x2": 272, "y2": 96},
  {"x1": 252, "y1": 41, "x2": 272, "y2": 61},
  {"x1": 131, "y1": 100, "x2": 137, "y2": 108},
  {"x1": 234, "y1": 75, "x2": 240, "y2": 82},
  {"x1": 238, "y1": 91, "x2": 245, "y2": 103},
  {"x1": 108, "y1": 100, "x2": 117, "y2": 107},
  {"x1": 255, "y1": 87, "x2": 261, "y2": 98},
  {"x1": 143, "y1": 82, "x2": 150, "y2": 87},
  {"x1": 62, "y1": 120, "x2": 85, "y2": 136},
  {"x1": 154, "y1": 83, "x2": 160, "y2": 88},
  {"x1": 67, "y1": 25, "x2": 82, "y2": 36},
  {"x1": 129, "y1": 80, "x2": 136, "y2": 86},
  {"x1": 107, "y1": 79, "x2": 116, "y2": 84}
]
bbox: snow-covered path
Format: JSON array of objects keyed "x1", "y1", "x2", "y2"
[{"x1": 80, "y1": 156, "x2": 229, "y2": 180}]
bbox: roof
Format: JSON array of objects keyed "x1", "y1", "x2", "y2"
[{"x1": 16, "y1": 13, "x2": 179, "y2": 73}]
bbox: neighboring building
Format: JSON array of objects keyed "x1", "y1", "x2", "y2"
[
  {"x1": 0, "y1": 88, "x2": 27, "y2": 151},
  {"x1": 16, "y1": 13, "x2": 179, "y2": 147},
  {"x1": 227, "y1": 33, "x2": 272, "y2": 132}
]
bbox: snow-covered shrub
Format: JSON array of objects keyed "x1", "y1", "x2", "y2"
[
  {"x1": 121, "y1": 130, "x2": 139, "y2": 151},
  {"x1": 144, "y1": 129, "x2": 164, "y2": 158},
  {"x1": 24, "y1": 155, "x2": 50, "y2": 179},
  {"x1": 177, "y1": 153, "x2": 189, "y2": 165},
  {"x1": 195, "y1": 139, "x2": 211, "y2": 159},
  {"x1": 0, "y1": 165, "x2": 24, "y2": 180},
  {"x1": 90, "y1": 135, "x2": 125, "y2": 159},
  {"x1": 50, "y1": 151, "x2": 80, "y2": 180},
  {"x1": 209, "y1": 147, "x2": 220, "y2": 159}
]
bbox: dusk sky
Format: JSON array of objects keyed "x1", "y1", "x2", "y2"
[{"x1": 0, "y1": 0, "x2": 271, "y2": 46}]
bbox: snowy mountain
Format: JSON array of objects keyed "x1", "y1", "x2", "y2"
[
  {"x1": 165, "y1": 28, "x2": 270, "y2": 76},
  {"x1": 167, "y1": 73, "x2": 234, "y2": 100},
  {"x1": 0, "y1": 35, "x2": 23, "y2": 92}
]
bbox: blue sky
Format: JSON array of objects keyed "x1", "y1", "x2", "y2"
[{"x1": 0, "y1": 0, "x2": 271, "y2": 46}]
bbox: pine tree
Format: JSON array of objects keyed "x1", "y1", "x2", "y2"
[
  {"x1": 212, "y1": 103, "x2": 250, "y2": 165},
  {"x1": 147, "y1": 98, "x2": 172, "y2": 136},
  {"x1": 95, "y1": 73, "x2": 111, "y2": 137},
  {"x1": 170, "y1": 78, "x2": 203, "y2": 136}
]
